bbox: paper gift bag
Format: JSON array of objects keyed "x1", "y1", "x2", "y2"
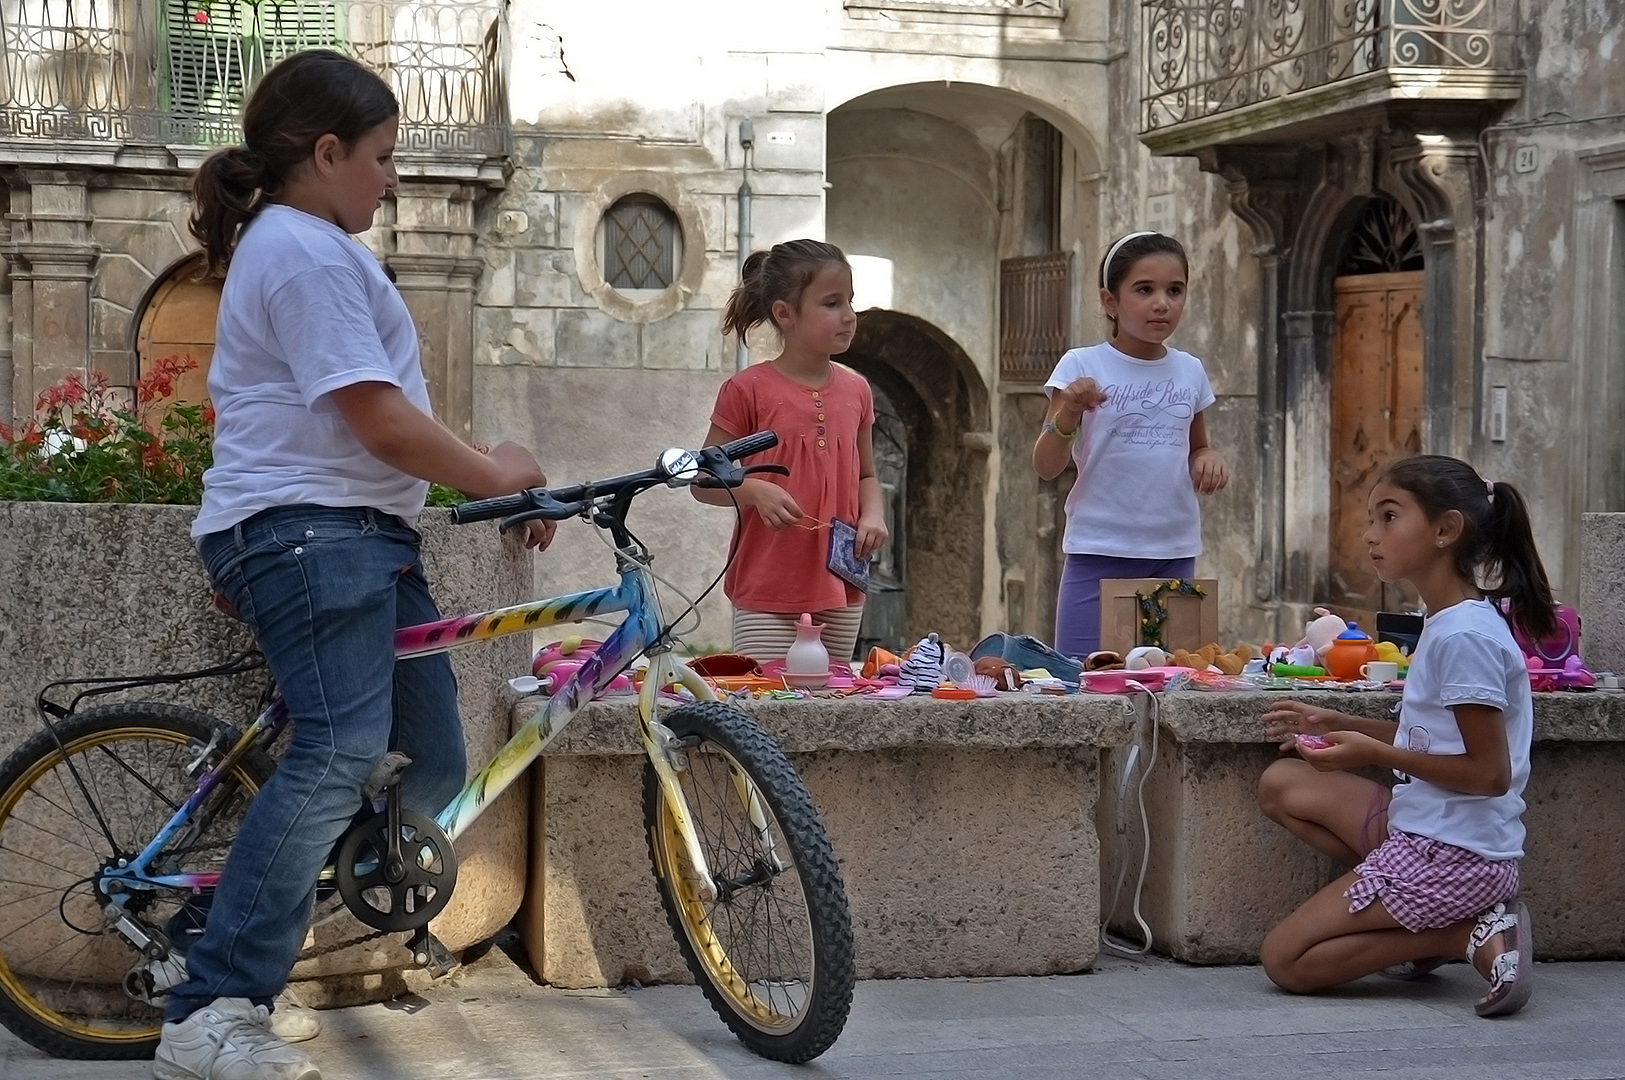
[{"x1": 1098, "y1": 578, "x2": 1219, "y2": 656}]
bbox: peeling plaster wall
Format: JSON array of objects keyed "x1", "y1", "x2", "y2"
[{"x1": 482, "y1": 0, "x2": 1119, "y2": 648}]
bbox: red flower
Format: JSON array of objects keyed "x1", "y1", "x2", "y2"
[
  {"x1": 60, "y1": 372, "x2": 86, "y2": 405},
  {"x1": 202, "y1": 403, "x2": 217, "y2": 425},
  {"x1": 20, "y1": 422, "x2": 43, "y2": 448},
  {"x1": 193, "y1": 9, "x2": 208, "y2": 22},
  {"x1": 0, "y1": 423, "x2": 12, "y2": 443}
]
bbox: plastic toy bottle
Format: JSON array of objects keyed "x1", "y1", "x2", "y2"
[{"x1": 784, "y1": 613, "x2": 831, "y2": 688}]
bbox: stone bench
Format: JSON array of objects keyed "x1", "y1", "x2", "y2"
[
  {"x1": 517, "y1": 694, "x2": 1136, "y2": 987},
  {"x1": 1100, "y1": 690, "x2": 1625, "y2": 963}
]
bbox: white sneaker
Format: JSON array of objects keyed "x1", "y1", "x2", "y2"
[
  {"x1": 269, "y1": 990, "x2": 322, "y2": 1043},
  {"x1": 153, "y1": 997, "x2": 320, "y2": 1080}
]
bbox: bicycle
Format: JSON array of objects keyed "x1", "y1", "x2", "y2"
[{"x1": 0, "y1": 432, "x2": 855, "y2": 1065}]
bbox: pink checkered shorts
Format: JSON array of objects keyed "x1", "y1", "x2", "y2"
[{"x1": 1346, "y1": 829, "x2": 1520, "y2": 932}]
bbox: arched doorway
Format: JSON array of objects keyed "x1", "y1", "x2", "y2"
[
  {"x1": 135, "y1": 252, "x2": 220, "y2": 406},
  {"x1": 1328, "y1": 193, "x2": 1425, "y2": 617},
  {"x1": 842, "y1": 310, "x2": 989, "y2": 651}
]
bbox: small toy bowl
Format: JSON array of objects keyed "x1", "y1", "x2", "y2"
[{"x1": 782, "y1": 671, "x2": 829, "y2": 689}]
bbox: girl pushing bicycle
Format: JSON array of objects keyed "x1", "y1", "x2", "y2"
[
  {"x1": 694, "y1": 240, "x2": 889, "y2": 664},
  {"x1": 159, "y1": 51, "x2": 554, "y2": 1080},
  {"x1": 1257, "y1": 455, "x2": 1552, "y2": 1018}
]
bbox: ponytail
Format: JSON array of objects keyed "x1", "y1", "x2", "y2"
[
  {"x1": 190, "y1": 147, "x2": 271, "y2": 277},
  {"x1": 188, "y1": 50, "x2": 398, "y2": 276},
  {"x1": 1484, "y1": 479, "x2": 1558, "y2": 643},
  {"x1": 1379, "y1": 455, "x2": 1557, "y2": 642},
  {"x1": 721, "y1": 239, "x2": 848, "y2": 339}
]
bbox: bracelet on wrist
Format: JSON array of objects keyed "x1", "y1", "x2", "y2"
[{"x1": 1043, "y1": 417, "x2": 1079, "y2": 441}]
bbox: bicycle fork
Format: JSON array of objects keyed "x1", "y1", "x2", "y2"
[{"x1": 640, "y1": 651, "x2": 788, "y2": 900}]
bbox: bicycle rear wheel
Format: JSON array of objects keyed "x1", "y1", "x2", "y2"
[
  {"x1": 0, "y1": 703, "x2": 270, "y2": 1059},
  {"x1": 643, "y1": 701, "x2": 853, "y2": 1063}
]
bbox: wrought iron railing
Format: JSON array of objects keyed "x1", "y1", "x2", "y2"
[
  {"x1": 1141, "y1": 0, "x2": 1521, "y2": 134},
  {"x1": 999, "y1": 252, "x2": 1071, "y2": 385},
  {"x1": 0, "y1": 0, "x2": 507, "y2": 157}
]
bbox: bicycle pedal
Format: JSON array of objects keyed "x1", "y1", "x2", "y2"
[
  {"x1": 406, "y1": 929, "x2": 459, "y2": 978},
  {"x1": 362, "y1": 751, "x2": 413, "y2": 801}
]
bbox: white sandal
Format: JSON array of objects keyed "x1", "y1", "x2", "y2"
[{"x1": 1467, "y1": 900, "x2": 1533, "y2": 1018}]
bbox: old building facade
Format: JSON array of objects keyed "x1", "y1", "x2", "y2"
[{"x1": 3, "y1": 1, "x2": 1619, "y2": 650}]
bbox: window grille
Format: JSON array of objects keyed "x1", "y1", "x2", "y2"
[
  {"x1": 999, "y1": 252, "x2": 1071, "y2": 384},
  {"x1": 160, "y1": 0, "x2": 343, "y2": 143},
  {"x1": 603, "y1": 195, "x2": 677, "y2": 291}
]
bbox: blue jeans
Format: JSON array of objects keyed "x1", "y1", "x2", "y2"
[{"x1": 166, "y1": 505, "x2": 466, "y2": 1021}]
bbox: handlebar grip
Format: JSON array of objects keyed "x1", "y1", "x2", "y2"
[
  {"x1": 451, "y1": 491, "x2": 534, "y2": 524},
  {"x1": 721, "y1": 430, "x2": 779, "y2": 460}
]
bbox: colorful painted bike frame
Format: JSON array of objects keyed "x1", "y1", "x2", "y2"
[{"x1": 106, "y1": 556, "x2": 726, "y2": 904}]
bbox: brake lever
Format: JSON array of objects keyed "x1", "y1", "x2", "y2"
[
  {"x1": 497, "y1": 492, "x2": 586, "y2": 533},
  {"x1": 742, "y1": 464, "x2": 790, "y2": 477}
]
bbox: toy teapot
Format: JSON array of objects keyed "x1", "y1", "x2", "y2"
[
  {"x1": 784, "y1": 613, "x2": 831, "y2": 688},
  {"x1": 1324, "y1": 621, "x2": 1376, "y2": 681}
]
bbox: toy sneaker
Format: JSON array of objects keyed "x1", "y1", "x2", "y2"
[{"x1": 154, "y1": 997, "x2": 320, "y2": 1080}]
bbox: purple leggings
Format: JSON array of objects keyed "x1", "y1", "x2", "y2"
[{"x1": 1055, "y1": 553, "x2": 1197, "y2": 659}]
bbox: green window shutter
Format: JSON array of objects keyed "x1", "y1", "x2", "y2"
[{"x1": 160, "y1": 1, "x2": 345, "y2": 143}]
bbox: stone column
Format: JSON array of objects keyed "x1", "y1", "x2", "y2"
[
  {"x1": 2, "y1": 169, "x2": 99, "y2": 422},
  {"x1": 1386, "y1": 129, "x2": 1487, "y2": 460},
  {"x1": 388, "y1": 182, "x2": 482, "y2": 441}
]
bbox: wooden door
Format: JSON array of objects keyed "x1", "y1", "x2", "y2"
[
  {"x1": 136, "y1": 254, "x2": 220, "y2": 407},
  {"x1": 1329, "y1": 270, "x2": 1424, "y2": 618}
]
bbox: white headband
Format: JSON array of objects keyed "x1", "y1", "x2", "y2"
[{"x1": 1102, "y1": 230, "x2": 1160, "y2": 282}]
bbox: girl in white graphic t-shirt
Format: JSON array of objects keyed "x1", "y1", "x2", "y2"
[
  {"x1": 1258, "y1": 455, "x2": 1556, "y2": 1018},
  {"x1": 1032, "y1": 231, "x2": 1230, "y2": 659}
]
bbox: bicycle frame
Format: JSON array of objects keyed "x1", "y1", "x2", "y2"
[{"x1": 113, "y1": 551, "x2": 729, "y2": 902}]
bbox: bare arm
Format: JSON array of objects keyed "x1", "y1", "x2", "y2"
[
  {"x1": 1262, "y1": 699, "x2": 1400, "y2": 744},
  {"x1": 1033, "y1": 377, "x2": 1108, "y2": 481},
  {"x1": 1188, "y1": 410, "x2": 1230, "y2": 495},
  {"x1": 1312, "y1": 704, "x2": 1511, "y2": 796},
  {"x1": 689, "y1": 421, "x2": 803, "y2": 528},
  {"x1": 327, "y1": 381, "x2": 554, "y2": 548},
  {"x1": 854, "y1": 423, "x2": 888, "y2": 559}
]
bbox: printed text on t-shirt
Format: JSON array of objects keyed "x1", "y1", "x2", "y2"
[{"x1": 1101, "y1": 377, "x2": 1196, "y2": 449}]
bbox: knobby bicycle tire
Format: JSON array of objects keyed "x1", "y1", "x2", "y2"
[
  {"x1": 643, "y1": 701, "x2": 854, "y2": 1063},
  {"x1": 0, "y1": 702, "x2": 271, "y2": 1059}
]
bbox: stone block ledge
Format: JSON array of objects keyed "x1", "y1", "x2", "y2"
[
  {"x1": 524, "y1": 692, "x2": 1138, "y2": 755},
  {"x1": 1157, "y1": 689, "x2": 1625, "y2": 744},
  {"x1": 519, "y1": 693, "x2": 1134, "y2": 988}
]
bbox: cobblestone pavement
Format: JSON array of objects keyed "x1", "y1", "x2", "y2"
[{"x1": 6, "y1": 949, "x2": 1624, "y2": 1079}]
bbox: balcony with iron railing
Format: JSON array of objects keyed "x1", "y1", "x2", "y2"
[
  {"x1": 0, "y1": 0, "x2": 507, "y2": 169},
  {"x1": 1139, "y1": 0, "x2": 1524, "y2": 155}
]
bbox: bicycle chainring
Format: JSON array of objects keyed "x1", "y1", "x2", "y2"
[{"x1": 333, "y1": 809, "x2": 458, "y2": 933}]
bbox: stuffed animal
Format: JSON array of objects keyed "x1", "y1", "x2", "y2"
[
  {"x1": 1124, "y1": 646, "x2": 1167, "y2": 670},
  {"x1": 1303, "y1": 607, "x2": 1346, "y2": 661},
  {"x1": 899, "y1": 633, "x2": 947, "y2": 692},
  {"x1": 974, "y1": 656, "x2": 1023, "y2": 691}
]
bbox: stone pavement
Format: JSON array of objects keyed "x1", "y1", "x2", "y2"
[{"x1": 6, "y1": 947, "x2": 1625, "y2": 1080}]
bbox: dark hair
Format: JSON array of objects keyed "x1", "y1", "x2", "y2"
[
  {"x1": 721, "y1": 239, "x2": 849, "y2": 339},
  {"x1": 189, "y1": 50, "x2": 399, "y2": 276},
  {"x1": 1379, "y1": 455, "x2": 1557, "y2": 642},
  {"x1": 1098, "y1": 231, "x2": 1189, "y2": 336}
]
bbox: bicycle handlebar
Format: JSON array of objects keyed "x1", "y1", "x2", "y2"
[{"x1": 450, "y1": 431, "x2": 780, "y2": 525}]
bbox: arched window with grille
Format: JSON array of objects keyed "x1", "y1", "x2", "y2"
[{"x1": 600, "y1": 194, "x2": 680, "y2": 292}]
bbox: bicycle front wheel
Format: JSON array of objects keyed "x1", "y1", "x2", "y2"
[
  {"x1": 644, "y1": 701, "x2": 854, "y2": 1063},
  {"x1": 0, "y1": 703, "x2": 270, "y2": 1060}
]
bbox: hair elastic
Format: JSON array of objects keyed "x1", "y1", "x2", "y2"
[
  {"x1": 1101, "y1": 230, "x2": 1159, "y2": 282},
  {"x1": 1485, "y1": 478, "x2": 1495, "y2": 501}
]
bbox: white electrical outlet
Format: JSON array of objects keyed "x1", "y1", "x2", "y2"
[{"x1": 1490, "y1": 385, "x2": 1508, "y2": 443}]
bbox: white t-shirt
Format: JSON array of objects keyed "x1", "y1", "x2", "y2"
[
  {"x1": 192, "y1": 204, "x2": 431, "y2": 537},
  {"x1": 1044, "y1": 342, "x2": 1216, "y2": 558},
  {"x1": 1387, "y1": 598, "x2": 1533, "y2": 860}
]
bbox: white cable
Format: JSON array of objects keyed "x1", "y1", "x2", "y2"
[{"x1": 1100, "y1": 681, "x2": 1158, "y2": 957}]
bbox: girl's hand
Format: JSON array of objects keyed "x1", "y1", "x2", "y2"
[
  {"x1": 1053, "y1": 377, "x2": 1109, "y2": 427},
  {"x1": 1261, "y1": 700, "x2": 1336, "y2": 748},
  {"x1": 520, "y1": 518, "x2": 556, "y2": 551},
  {"x1": 485, "y1": 441, "x2": 548, "y2": 491},
  {"x1": 745, "y1": 481, "x2": 804, "y2": 530},
  {"x1": 1189, "y1": 447, "x2": 1230, "y2": 495},
  {"x1": 855, "y1": 513, "x2": 888, "y2": 560},
  {"x1": 1294, "y1": 730, "x2": 1383, "y2": 772}
]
